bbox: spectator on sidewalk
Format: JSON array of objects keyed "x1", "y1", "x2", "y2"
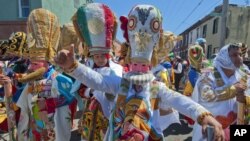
[{"x1": 173, "y1": 56, "x2": 183, "y2": 92}]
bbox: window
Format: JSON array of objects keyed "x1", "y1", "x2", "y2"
[
  {"x1": 207, "y1": 45, "x2": 212, "y2": 58},
  {"x1": 213, "y1": 18, "x2": 219, "y2": 34},
  {"x1": 196, "y1": 28, "x2": 199, "y2": 38},
  {"x1": 19, "y1": 0, "x2": 30, "y2": 18},
  {"x1": 202, "y1": 24, "x2": 207, "y2": 38},
  {"x1": 185, "y1": 34, "x2": 188, "y2": 46},
  {"x1": 190, "y1": 31, "x2": 193, "y2": 43}
]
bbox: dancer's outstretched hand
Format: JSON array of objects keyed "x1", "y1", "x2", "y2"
[
  {"x1": 201, "y1": 115, "x2": 225, "y2": 141},
  {"x1": 54, "y1": 44, "x2": 76, "y2": 71}
]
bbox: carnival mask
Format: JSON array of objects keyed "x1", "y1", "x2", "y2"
[
  {"x1": 128, "y1": 5, "x2": 162, "y2": 64},
  {"x1": 188, "y1": 45, "x2": 203, "y2": 70}
]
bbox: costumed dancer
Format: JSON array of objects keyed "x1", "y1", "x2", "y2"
[
  {"x1": 192, "y1": 43, "x2": 246, "y2": 141},
  {"x1": 0, "y1": 32, "x2": 29, "y2": 140},
  {"x1": 55, "y1": 3, "x2": 225, "y2": 141},
  {"x1": 182, "y1": 44, "x2": 204, "y2": 132},
  {"x1": 183, "y1": 44, "x2": 204, "y2": 97},
  {"x1": 70, "y1": 3, "x2": 123, "y2": 140},
  {"x1": 16, "y1": 8, "x2": 71, "y2": 141}
]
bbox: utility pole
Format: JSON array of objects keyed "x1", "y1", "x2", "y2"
[{"x1": 220, "y1": 0, "x2": 229, "y2": 47}]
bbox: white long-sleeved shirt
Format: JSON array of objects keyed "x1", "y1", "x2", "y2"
[
  {"x1": 69, "y1": 63, "x2": 210, "y2": 140},
  {"x1": 174, "y1": 62, "x2": 182, "y2": 74}
]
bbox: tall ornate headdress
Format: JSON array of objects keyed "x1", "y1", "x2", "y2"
[
  {"x1": 120, "y1": 5, "x2": 162, "y2": 67},
  {"x1": 23, "y1": 8, "x2": 60, "y2": 64},
  {"x1": 72, "y1": 3, "x2": 117, "y2": 56},
  {"x1": 5, "y1": 32, "x2": 27, "y2": 57}
]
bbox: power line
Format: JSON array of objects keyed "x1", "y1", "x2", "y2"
[
  {"x1": 192, "y1": 0, "x2": 221, "y2": 25},
  {"x1": 177, "y1": 0, "x2": 221, "y2": 34},
  {"x1": 167, "y1": 0, "x2": 185, "y2": 21},
  {"x1": 173, "y1": 0, "x2": 205, "y2": 33},
  {"x1": 175, "y1": 0, "x2": 221, "y2": 34}
]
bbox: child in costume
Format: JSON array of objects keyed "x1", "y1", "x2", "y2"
[{"x1": 70, "y1": 4, "x2": 123, "y2": 140}]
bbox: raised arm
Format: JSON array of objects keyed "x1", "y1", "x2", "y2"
[
  {"x1": 69, "y1": 63, "x2": 121, "y2": 94},
  {"x1": 54, "y1": 45, "x2": 121, "y2": 95}
]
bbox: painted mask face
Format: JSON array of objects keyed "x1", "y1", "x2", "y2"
[
  {"x1": 188, "y1": 45, "x2": 203, "y2": 70},
  {"x1": 28, "y1": 60, "x2": 47, "y2": 72},
  {"x1": 129, "y1": 63, "x2": 150, "y2": 73},
  {"x1": 127, "y1": 5, "x2": 162, "y2": 65}
]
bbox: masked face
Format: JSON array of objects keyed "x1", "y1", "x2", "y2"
[
  {"x1": 188, "y1": 45, "x2": 203, "y2": 70},
  {"x1": 127, "y1": 5, "x2": 162, "y2": 64},
  {"x1": 28, "y1": 60, "x2": 48, "y2": 72}
]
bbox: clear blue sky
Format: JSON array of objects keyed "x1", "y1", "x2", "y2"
[{"x1": 95, "y1": 0, "x2": 247, "y2": 42}]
